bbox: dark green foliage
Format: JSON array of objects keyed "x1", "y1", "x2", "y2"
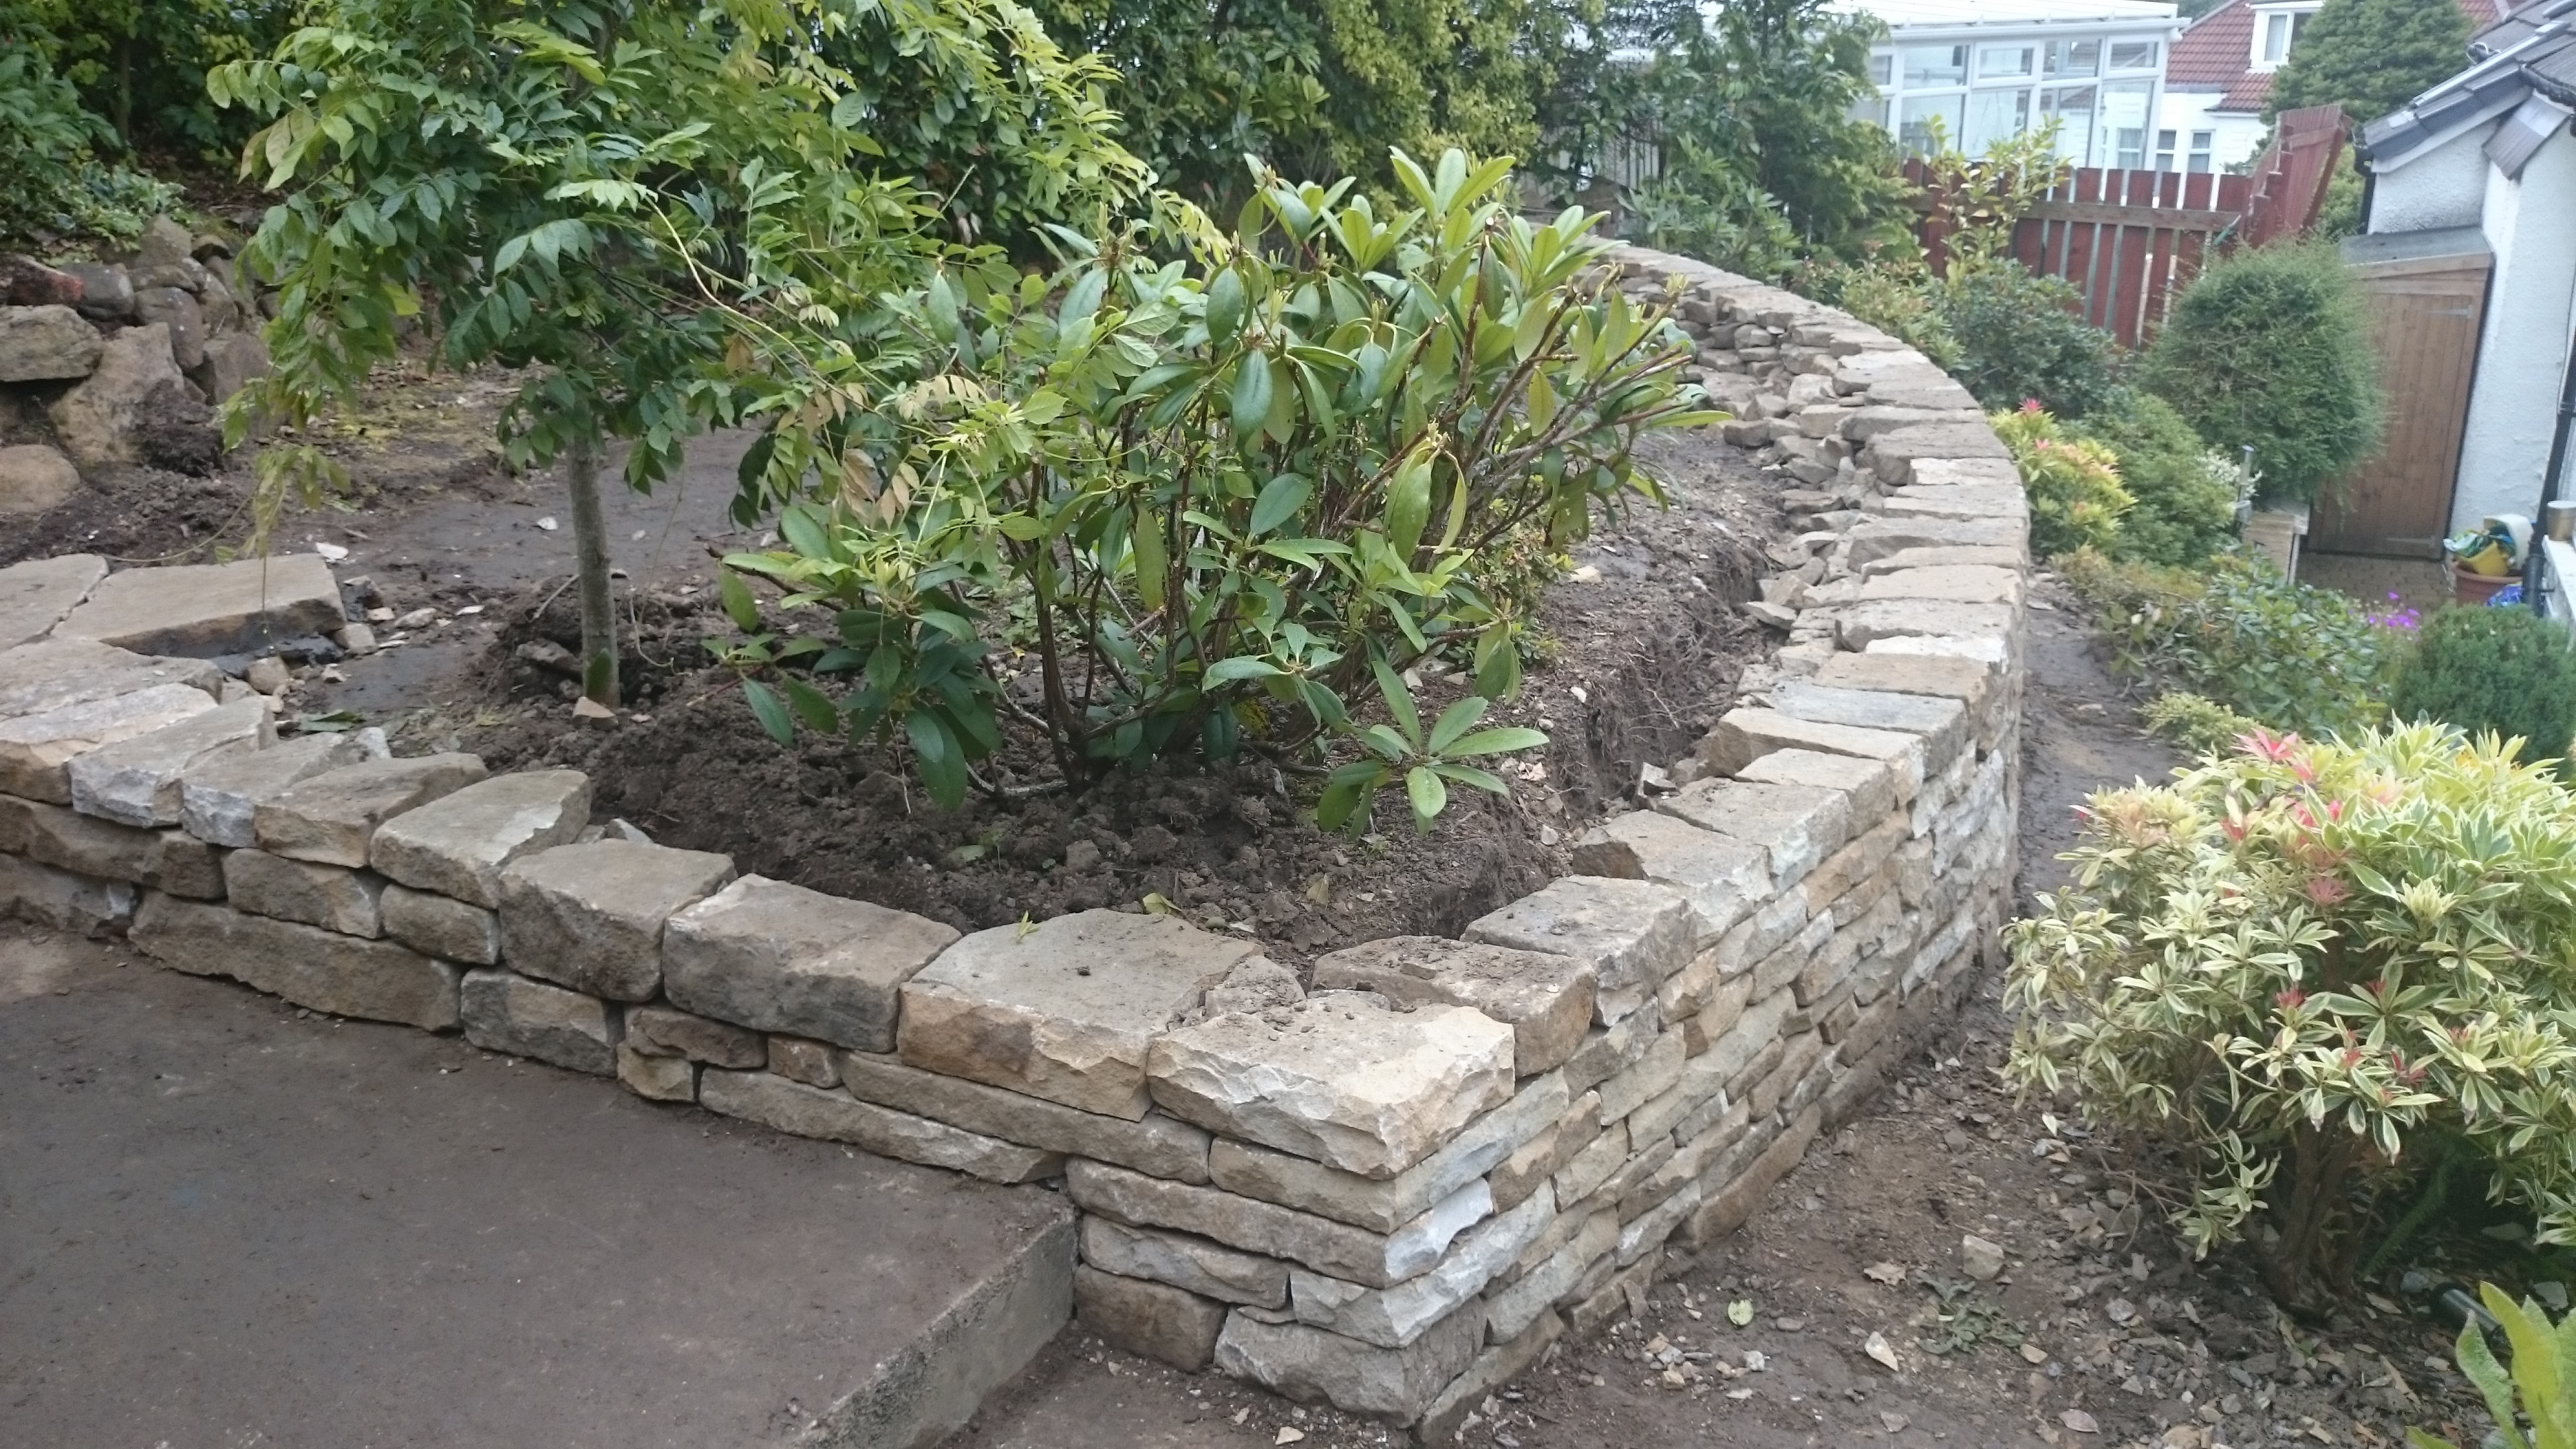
[
  {"x1": 4, "y1": 0, "x2": 295, "y2": 159},
  {"x1": 0, "y1": 46, "x2": 176, "y2": 245},
  {"x1": 1940, "y1": 264, "x2": 2123, "y2": 419},
  {"x1": 2073, "y1": 389, "x2": 2240, "y2": 566},
  {"x1": 2265, "y1": 0, "x2": 2473, "y2": 127},
  {"x1": 2138, "y1": 242, "x2": 2381, "y2": 504},
  {"x1": 2392, "y1": 607, "x2": 2576, "y2": 767}
]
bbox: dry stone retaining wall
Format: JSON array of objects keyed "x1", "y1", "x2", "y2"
[{"x1": 0, "y1": 244, "x2": 2025, "y2": 1442}]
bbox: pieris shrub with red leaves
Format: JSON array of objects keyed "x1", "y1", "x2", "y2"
[{"x1": 2006, "y1": 723, "x2": 2576, "y2": 1309}]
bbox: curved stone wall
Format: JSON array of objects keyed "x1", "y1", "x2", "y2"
[{"x1": 0, "y1": 244, "x2": 2027, "y2": 1443}]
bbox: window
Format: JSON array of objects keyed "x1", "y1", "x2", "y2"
[
  {"x1": 2116, "y1": 128, "x2": 2146, "y2": 169},
  {"x1": 1978, "y1": 44, "x2": 2035, "y2": 78},
  {"x1": 1899, "y1": 93, "x2": 1964, "y2": 154},
  {"x1": 1902, "y1": 44, "x2": 1968, "y2": 87},
  {"x1": 2255, "y1": 9, "x2": 2312, "y2": 68},
  {"x1": 2109, "y1": 40, "x2": 2159, "y2": 70},
  {"x1": 2045, "y1": 40, "x2": 2100, "y2": 78},
  {"x1": 1967, "y1": 88, "x2": 2033, "y2": 150},
  {"x1": 2189, "y1": 130, "x2": 2215, "y2": 172},
  {"x1": 2155, "y1": 128, "x2": 2178, "y2": 170},
  {"x1": 1868, "y1": 50, "x2": 1893, "y2": 87},
  {"x1": 2040, "y1": 86, "x2": 2098, "y2": 162}
]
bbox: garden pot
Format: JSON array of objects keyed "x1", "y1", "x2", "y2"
[{"x1": 2453, "y1": 565, "x2": 2522, "y2": 606}]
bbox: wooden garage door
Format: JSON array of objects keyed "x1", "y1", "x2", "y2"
[{"x1": 2310, "y1": 250, "x2": 2492, "y2": 558}]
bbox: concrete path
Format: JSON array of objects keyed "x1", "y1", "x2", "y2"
[{"x1": 0, "y1": 924, "x2": 1073, "y2": 1449}]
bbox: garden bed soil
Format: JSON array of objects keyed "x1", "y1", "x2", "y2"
[{"x1": 445, "y1": 429, "x2": 1778, "y2": 968}]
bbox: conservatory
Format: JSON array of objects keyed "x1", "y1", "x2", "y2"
[{"x1": 1840, "y1": 0, "x2": 2186, "y2": 167}]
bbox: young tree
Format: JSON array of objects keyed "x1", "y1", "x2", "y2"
[
  {"x1": 2264, "y1": 0, "x2": 2474, "y2": 125},
  {"x1": 210, "y1": 0, "x2": 1140, "y2": 706}
]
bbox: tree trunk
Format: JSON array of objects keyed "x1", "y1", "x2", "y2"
[
  {"x1": 565, "y1": 437, "x2": 619, "y2": 707},
  {"x1": 2259, "y1": 1124, "x2": 2357, "y2": 1318}
]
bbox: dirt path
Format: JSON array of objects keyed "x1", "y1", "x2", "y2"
[{"x1": 941, "y1": 577, "x2": 2498, "y2": 1449}]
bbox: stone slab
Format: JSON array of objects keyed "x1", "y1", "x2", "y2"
[
  {"x1": 1310, "y1": 936, "x2": 1594, "y2": 1077},
  {"x1": 1857, "y1": 544, "x2": 2027, "y2": 576},
  {"x1": 1730, "y1": 747, "x2": 1897, "y2": 824},
  {"x1": 223, "y1": 849, "x2": 384, "y2": 937},
  {"x1": 1064, "y1": 1159, "x2": 1491, "y2": 1290},
  {"x1": 615, "y1": 1044, "x2": 698, "y2": 1102},
  {"x1": 458, "y1": 968, "x2": 617, "y2": 1074},
  {"x1": 1568, "y1": 810, "x2": 1771, "y2": 945},
  {"x1": 1843, "y1": 515, "x2": 2023, "y2": 566},
  {"x1": 66, "y1": 697, "x2": 272, "y2": 827},
  {"x1": 623, "y1": 1003, "x2": 767, "y2": 1068},
  {"x1": 495, "y1": 839, "x2": 735, "y2": 1002},
  {"x1": 1809, "y1": 650, "x2": 1995, "y2": 711},
  {"x1": 0, "y1": 682, "x2": 220, "y2": 803},
  {"x1": 58, "y1": 554, "x2": 347, "y2": 657},
  {"x1": 698, "y1": 1070, "x2": 1065, "y2": 1185},
  {"x1": 131, "y1": 892, "x2": 462, "y2": 1030},
  {"x1": 898, "y1": 909, "x2": 1258, "y2": 1120},
  {"x1": 1079, "y1": 1217, "x2": 1290, "y2": 1309},
  {"x1": 838, "y1": 1048, "x2": 1214, "y2": 1183},
  {"x1": 1653, "y1": 777, "x2": 1851, "y2": 891},
  {"x1": 1770, "y1": 681, "x2": 1968, "y2": 774},
  {"x1": 367, "y1": 768, "x2": 591, "y2": 907},
  {"x1": 379, "y1": 883, "x2": 500, "y2": 965},
  {"x1": 1288, "y1": 1187, "x2": 1555, "y2": 1349},
  {"x1": 1858, "y1": 562, "x2": 2023, "y2": 604},
  {"x1": 11, "y1": 796, "x2": 216, "y2": 898},
  {"x1": 0, "y1": 553, "x2": 106, "y2": 649},
  {"x1": 0, "y1": 853, "x2": 137, "y2": 932},
  {"x1": 0, "y1": 637, "x2": 222, "y2": 725},
  {"x1": 1148, "y1": 993, "x2": 1515, "y2": 1179},
  {"x1": 1205, "y1": 1071, "x2": 1569, "y2": 1232},
  {"x1": 1701, "y1": 707, "x2": 1924, "y2": 802},
  {"x1": 1462, "y1": 877, "x2": 1693, "y2": 1026},
  {"x1": 1074, "y1": 1264, "x2": 1227, "y2": 1371},
  {"x1": 178, "y1": 729, "x2": 384, "y2": 848},
  {"x1": 1419, "y1": 1308, "x2": 1566, "y2": 1444},
  {"x1": 665, "y1": 875, "x2": 959, "y2": 1053},
  {"x1": 254, "y1": 753, "x2": 489, "y2": 867},
  {"x1": 1214, "y1": 1301, "x2": 1485, "y2": 1424},
  {"x1": 1836, "y1": 599, "x2": 2017, "y2": 653}
]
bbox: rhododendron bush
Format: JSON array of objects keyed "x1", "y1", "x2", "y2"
[{"x1": 2005, "y1": 724, "x2": 2576, "y2": 1308}]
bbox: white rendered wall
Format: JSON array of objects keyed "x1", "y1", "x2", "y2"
[
  {"x1": 2367, "y1": 122, "x2": 2496, "y2": 234},
  {"x1": 2450, "y1": 127, "x2": 2576, "y2": 533},
  {"x1": 2151, "y1": 93, "x2": 2270, "y2": 170}
]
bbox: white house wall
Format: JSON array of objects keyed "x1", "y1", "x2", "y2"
[
  {"x1": 2153, "y1": 92, "x2": 2269, "y2": 170},
  {"x1": 2369, "y1": 122, "x2": 2496, "y2": 233},
  {"x1": 2450, "y1": 126, "x2": 2576, "y2": 533}
]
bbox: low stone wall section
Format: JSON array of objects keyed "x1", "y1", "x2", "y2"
[{"x1": 0, "y1": 244, "x2": 2025, "y2": 1441}]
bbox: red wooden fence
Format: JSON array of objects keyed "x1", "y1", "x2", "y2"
[{"x1": 1902, "y1": 105, "x2": 2347, "y2": 349}]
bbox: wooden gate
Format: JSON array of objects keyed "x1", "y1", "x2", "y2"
[{"x1": 2308, "y1": 228, "x2": 2493, "y2": 558}]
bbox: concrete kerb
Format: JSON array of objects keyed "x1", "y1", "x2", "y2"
[{"x1": 0, "y1": 239, "x2": 2026, "y2": 1443}]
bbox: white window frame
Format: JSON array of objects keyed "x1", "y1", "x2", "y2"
[
  {"x1": 1866, "y1": 21, "x2": 2174, "y2": 164},
  {"x1": 2250, "y1": 3, "x2": 2322, "y2": 72}
]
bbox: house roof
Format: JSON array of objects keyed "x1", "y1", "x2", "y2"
[
  {"x1": 2171, "y1": 0, "x2": 2514, "y2": 115},
  {"x1": 2358, "y1": 0, "x2": 2576, "y2": 170}
]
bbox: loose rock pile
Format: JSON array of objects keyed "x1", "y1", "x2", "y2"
[
  {"x1": 0, "y1": 243, "x2": 2029, "y2": 1440},
  {"x1": 0, "y1": 218, "x2": 273, "y2": 505}
]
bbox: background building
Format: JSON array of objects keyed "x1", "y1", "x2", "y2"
[{"x1": 1839, "y1": 0, "x2": 2184, "y2": 164}]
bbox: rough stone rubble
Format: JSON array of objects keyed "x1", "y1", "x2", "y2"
[{"x1": 0, "y1": 242, "x2": 2025, "y2": 1442}]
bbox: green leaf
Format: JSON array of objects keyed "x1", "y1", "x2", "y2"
[
  {"x1": 1250, "y1": 474, "x2": 1311, "y2": 537},
  {"x1": 1430, "y1": 762, "x2": 1509, "y2": 795},
  {"x1": 1205, "y1": 267, "x2": 1247, "y2": 345},
  {"x1": 1428, "y1": 695, "x2": 1489, "y2": 753},
  {"x1": 1316, "y1": 760, "x2": 1385, "y2": 833},
  {"x1": 1386, "y1": 449, "x2": 1432, "y2": 560},
  {"x1": 1371, "y1": 657, "x2": 1421, "y2": 750},
  {"x1": 1205, "y1": 657, "x2": 1286, "y2": 686},
  {"x1": 743, "y1": 679, "x2": 794, "y2": 747},
  {"x1": 718, "y1": 570, "x2": 762, "y2": 633},
  {"x1": 906, "y1": 709, "x2": 969, "y2": 810},
  {"x1": 1230, "y1": 350, "x2": 1274, "y2": 440},
  {"x1": 1444, "y1": 727, "x2": 1548, "y2": 757},
  {"x1": 1405, "y1": 765, "x2": 1446, "y2": 828},
  {"x1": 1130, "y1": 504, "x2": 1168, "y2": 610},
  {"x1": 782, "y1": 678, "x2": 839, "y2": 732}
]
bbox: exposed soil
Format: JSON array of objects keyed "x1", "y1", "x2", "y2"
[{"x1": 412, "y1": 428, "x2": 1776, "y2": 965}]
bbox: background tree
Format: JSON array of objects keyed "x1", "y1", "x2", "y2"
[
  {"x1": 211, "y1": 0, "x2": 1141, "y2": 708},
  {"x1": 2264, "y1": 0, "x2": 2474, "y2": 127}
]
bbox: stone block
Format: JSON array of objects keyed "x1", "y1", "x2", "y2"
[
  {"x1": 13, "y1": 796, "x2": 159, "y2": 883},
  {"x1": 1769, "y1": 682, "x2": 1967, "y2": 777},
  {"x1": 1563, "y1": 1002, "x2": 1664, "y2": 1097},
  {"x1": 1810, "y1": 649, "x2": 1993, "y2": 717},
  {"x1": 0, "y1": 853, "x2": 135, "y2": 932},
  {"x1": 133, "y1": 892, "x2": 461, "y2": 1028},
  {"x1": 1205, "y1": 1071, "x2": 1568, "y2": 1232},
  {"x1": 1862, "y1": 421, "x2": 2012, "y2": 484},
  {"x1": 0, "y1": 553, "x2": 106, "y2": 650},
  {"x1": 65, "y1": 697, "x2": 271, "y2": 827},
  {"x1": 0, "y1": 637, "x2": 221, "y2": 726},
  {"x1": 1214, "y1": 1303, "x2": 1485, "y2": 1424},
  {"x1": 1311, "y1": 936, "x2": 1594, "y2": 1077},
  {"x1": 616, "y1": 1044, "x2": 697, "y2": 1102},
  {"x1": 178, "y1": 729, "x2": 382, "y2": 848},
  {"x1": 1686, "y1": 1104, "x2": 1823, "y2": 1246},
  {"x1": 1417, "y1": 1307, "x2": 1564, "y2": 1445},
  {"x1": 47, "y1": 324, "x2": 182, "y2": 468},
  {"x1": 1837, "y1": 600, "x2": 2016, "y2": 655},
  {"x1": 1081, "y1": 1217, "x2": 1290, "y2": 1309},
  {"x1": 57, "y1": 553, "x2": 346, "y2": 657},
  {"x1": 368, "y1": 768, "x2": 591, "y2": 907},
  {"x1": 1843, "y1": 515, "x2": 2023, "y2": 566},
  {"x1": 1733, "y1": 747, "x2": 1896, "y2": 825},
  {"x1": 1597, "y1": 1028, "x2": 1688, "y2": 1126},
  {"x1": 496, "y1": 839, "x2": 735, "y2": 1002},
  {"x1": 460, "y1": 968, "x2": 617, "y2": 1074},
  {"x1": 0, "y1": 303, "x2": 103, "y2": 380},
  {"x1": 1485, "y1": 1204, "x2": 1617, "y2": 1345},
  {"x1": 1653, "y1": 777, "x2": 1849, "y2": 892},
  {"x1": 622, "y1": 1003, "x2": 766, "y2": 1068},
  {"x1": 697, "y1": 1070, "x2": 1065, "y2": 1184},
  {"x1": 1076, "y1": 1265, "x2": 1228, "y2": 1371},
  {"x1": 767, "y1": 1035, "x2": 840, "y2": 1087},
  {"x1": 1699, "y1": 708, "x2": 1924, "y2": 803},
  {"x1": 1554, "y1": 1118, "x2": 1629, "y2": 1205},
  {"x1": 898, "y1": 908, "x2": 1257, "y2": 1120},
  {"x1": 1856, "y1": 545, "x2": 2027, "y2": 577},
  {"x1": 1289, "y1": 1187, "x2": 1554, "y2": 1349},
  {"x1": 1878, "y1": 490, "x2": 2028, "y2": 526},
  {"x1": 1149, "y1": 992, "x2": 1513, "y2": 1179},
  {"x1": 1488, "y1": 1091, "x2": 1598, "y2": 1213},
  {"x1": 664, "y1": 874, "x2": 959, "y2": 1053},
  {"x1": 839, "y1": 1048, "x2": 1214, "y2": 1184},
  {"x1": 0, "y1": 682, "x2": 220, "y2": 803},
  {"x1": 1065, "y1": 1159, "x2": 1491, "y2": 1289},
  {"x1": 254, "y1": 753, "x2": 489, "y2": 867},
  {"x1": 223, "y1": 849, "x2": 384, "y2": 936},
  {"x1": 1463, "y1": 877, "x2": 1693, "y2": 1026},
  {"x1": 1569, "y1": 810, "x2": 1771, "y2": 945},
  {"x1": 380, "y1": 883, "x2": 500, "y2": 965}
]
